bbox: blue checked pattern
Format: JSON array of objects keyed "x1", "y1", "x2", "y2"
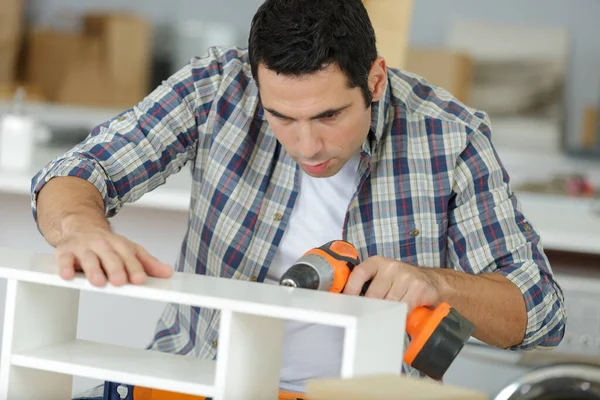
[{"x1": 31, "y1": 47, "x2": 566, "y2": 383}]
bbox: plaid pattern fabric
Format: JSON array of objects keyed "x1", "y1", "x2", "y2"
[{"x1": 31, "y1": 47, "x2": 566, "y2": 384}]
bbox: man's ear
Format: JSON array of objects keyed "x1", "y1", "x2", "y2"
[{"x1": 368, "y1": 57, "x2": 387, "y2": 103}]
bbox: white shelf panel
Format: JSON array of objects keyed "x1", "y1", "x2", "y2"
[
  {"x1": 0, "y1": 247, "x2": 406, "y2": 328},
  {"x1": 0, "y1": 248, "x2": 409, "y2": 399},
  {"x1": 11, "y1": 340, "x2": 216, "y2": 397}
]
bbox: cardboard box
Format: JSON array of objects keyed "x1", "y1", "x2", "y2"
[
  {"x1": 24, "y1": 12, "x2": 152, "y2": 109},
  {"x1": 0, "y1": 82, "x2": 47, "y2": 102},
  {"x1": 0, "y1": 0, "x2": 25, "y2": 84},
  {"x1": 56, "y1": 13, "x2": 152, "y2": 108},
  {"x1": 57, "y1": 46, "x2": 148, "y2": 109},
  {"x1": 363, "y1": 0, "x2": 414, "y2": 70},
  {"x1": 406, "y1": 47, "x2": 473, "y2": 103},
  {"x1": 582, "y1": 106, "x2": 599, "y2": 150},
  {"x1": 24, "y1": 29, "x2": 85, "y2": 101},
  {"x1": 306, "y1": 374, "x2": 489, "y2": 400},
  {"x1": 0, "y1": 42, "x2": 17, "y2": 84},
  {"x1": 82, "y1": 13, "x2": 152, "y2": 88}
]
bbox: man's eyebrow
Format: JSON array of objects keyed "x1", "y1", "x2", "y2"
[
  {"x1": 263, "y1": 103, "x2": 352, "y2": 121},
  {"x1": 264, "y1": 108, "x2": 294, "y2": 120}
]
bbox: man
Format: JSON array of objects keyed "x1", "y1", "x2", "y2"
[{"x1": 32, "y1": 0, "x2": 566, "y2": 397}]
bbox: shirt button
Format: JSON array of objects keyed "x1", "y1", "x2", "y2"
[
  {"x1": 523, "y1": 223, "x2": 531, "y2": 232},
  {"x1": 274, "y1": 212, "x2": 283, "y2": 221},
  {"x1": 117, "y1": 116, "x2": 126, "y2": 122},
  {"x1": 212, "y1": 339, "x2": 218, "y2": 349},
  {"x1": 410, "y1": 229, "x2": 420, "y2": 237},
  {"x1": 249, "y1": 276, "x2": 258, "y2": 282}
]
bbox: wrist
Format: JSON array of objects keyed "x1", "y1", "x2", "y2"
[
  {"x1": 60, "y1": 212, "x2": 111, "y2": 237},
  {"x1": 422, "y1": 267, "x2": 454, "y2": 303}
]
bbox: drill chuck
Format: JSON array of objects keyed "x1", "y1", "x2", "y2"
[{"x1": 279, "y1": 254, "x2": 334, "y2": 291}]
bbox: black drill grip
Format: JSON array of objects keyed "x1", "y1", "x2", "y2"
[{"x1": 359, "y1": 280, "x2": 371, "y2": 296}]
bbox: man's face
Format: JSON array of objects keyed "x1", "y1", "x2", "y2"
[{"x1": 258, "y1": 63, "x2": 380, "y2": 178}]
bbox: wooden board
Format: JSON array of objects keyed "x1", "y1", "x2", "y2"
[
  {"x1": 406, "y1": 48, "x2": 473, "y2": 103},
  {"x1": 306, "y1": 374, "x2": 489, "y2": 400},
  {"x1": 582, "y1": 107, "x2": 599, "y2": 150},
  {"x1": 363, "y1": 0, "x2": 414, "y2": 69}
]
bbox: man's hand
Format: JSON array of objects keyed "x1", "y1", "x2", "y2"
[
  {"x1": 343, "y1": 255, "x2": 529, "y2": 348},
  {"x1": 56, "y1": 226, "x2": 173, "y2": 287},
  {"x1": 342, "y1": 256, "x2": 440, "y2": 311}
]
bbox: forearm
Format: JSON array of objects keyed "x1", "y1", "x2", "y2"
[
  {"x1": 36, "y1": 176, "x2": 111, "y2": 246},
  {"x1": 425, "y1": 268, "x2": 527, "y2": 349}
]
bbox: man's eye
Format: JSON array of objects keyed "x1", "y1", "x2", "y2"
[
  {"x1": 321, "y1": 111, "x2": 341, "y2": 121},
  {"x1": 275, "y1": 115, "x2": 292, "y2": 122}
]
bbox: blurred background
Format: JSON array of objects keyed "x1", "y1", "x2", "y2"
[
  {"x1": 1, "y1": 1, "x2": 599, "y2": 172},
  {"x1": 1, "y1": 1, "x2": 600, "y2": 399},
  {"x1": 1, "y1": 0, "x2": 600, "y2": 156}
]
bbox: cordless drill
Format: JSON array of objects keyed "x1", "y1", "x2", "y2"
[{"x1": 279, "y1": 240, "x2": 476, "y2": 380}]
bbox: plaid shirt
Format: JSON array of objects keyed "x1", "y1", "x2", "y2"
[{"x1": 31, "y1": 47, "x2": 565, "y2": 380}]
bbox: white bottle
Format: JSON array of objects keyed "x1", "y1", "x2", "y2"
[{"x1": 0, "y1": 88, "x2": 36, "y2": 172}]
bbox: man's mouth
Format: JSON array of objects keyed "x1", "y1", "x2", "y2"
[{"x1": 301, "y1": 160, "x2": 330, "y2": 174}]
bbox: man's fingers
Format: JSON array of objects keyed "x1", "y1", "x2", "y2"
[
  {"x1": 136, "y1": 245, "x2": 173, "y2": 278},
  {"x1": 56, "y1": 251, "x2": 76, "y2": 280},
  {"x1": 55, "y1": 230, "x2": 172, "y2": 286},
  {"x1": 79, "y1": 250, "x2": 107, "y2": 287},
  {"x1": 125, "y1": 256, "x2": 147, "y2": 285},
  {"x1": 395, "y1": 280, "x2": 436, "y2": 312},
  {"x1": 398, "y1": 284, "x2": 422, "y2": 312},
  {"x1": 363, "y1": 275, "x2": 392, "y2": 299},
  {"x1": 385, "y1": 279, "x2": 410, "y2": 304},
  {"x1": 343, "y1": 258, "x2": 379, "y2": 295},
  {"x1": 112, "y1": 240, "x2": 147, "y2": 285},
  {"x1": 95, "y1": 245, "x2": 128, "y2": 286}
]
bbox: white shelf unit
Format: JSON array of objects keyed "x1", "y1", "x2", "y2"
[{"x1": 0, "y1": 247, "x2": 407, "y2": 399}]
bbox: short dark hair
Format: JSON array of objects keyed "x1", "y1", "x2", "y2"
[{"x1": 248, "y1": 0, "x2": 378, "y2": 106}]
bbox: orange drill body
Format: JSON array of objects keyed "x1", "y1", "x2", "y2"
[
  {"x1": 279, "y1": 240, "x2": 475, "y2": 380},
  {"x1": 301, "y1": 241, "x2": 359, "y2": 293}
]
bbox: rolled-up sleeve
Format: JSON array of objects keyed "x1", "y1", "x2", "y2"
[
  {"x1": 31, "y1": 48, "x2": 225, "y2": 222},
  {"x1": 446, "y1": 113, "x2": 566, "y2": 350}
]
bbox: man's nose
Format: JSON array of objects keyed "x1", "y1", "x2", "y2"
[{"x1": 296, "y1": 122, "x2": 322, "y2": 160}]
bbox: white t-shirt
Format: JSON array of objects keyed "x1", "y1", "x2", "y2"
[{"x1": 264, "y1": 151, "x2": 361, "y2": 393}]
